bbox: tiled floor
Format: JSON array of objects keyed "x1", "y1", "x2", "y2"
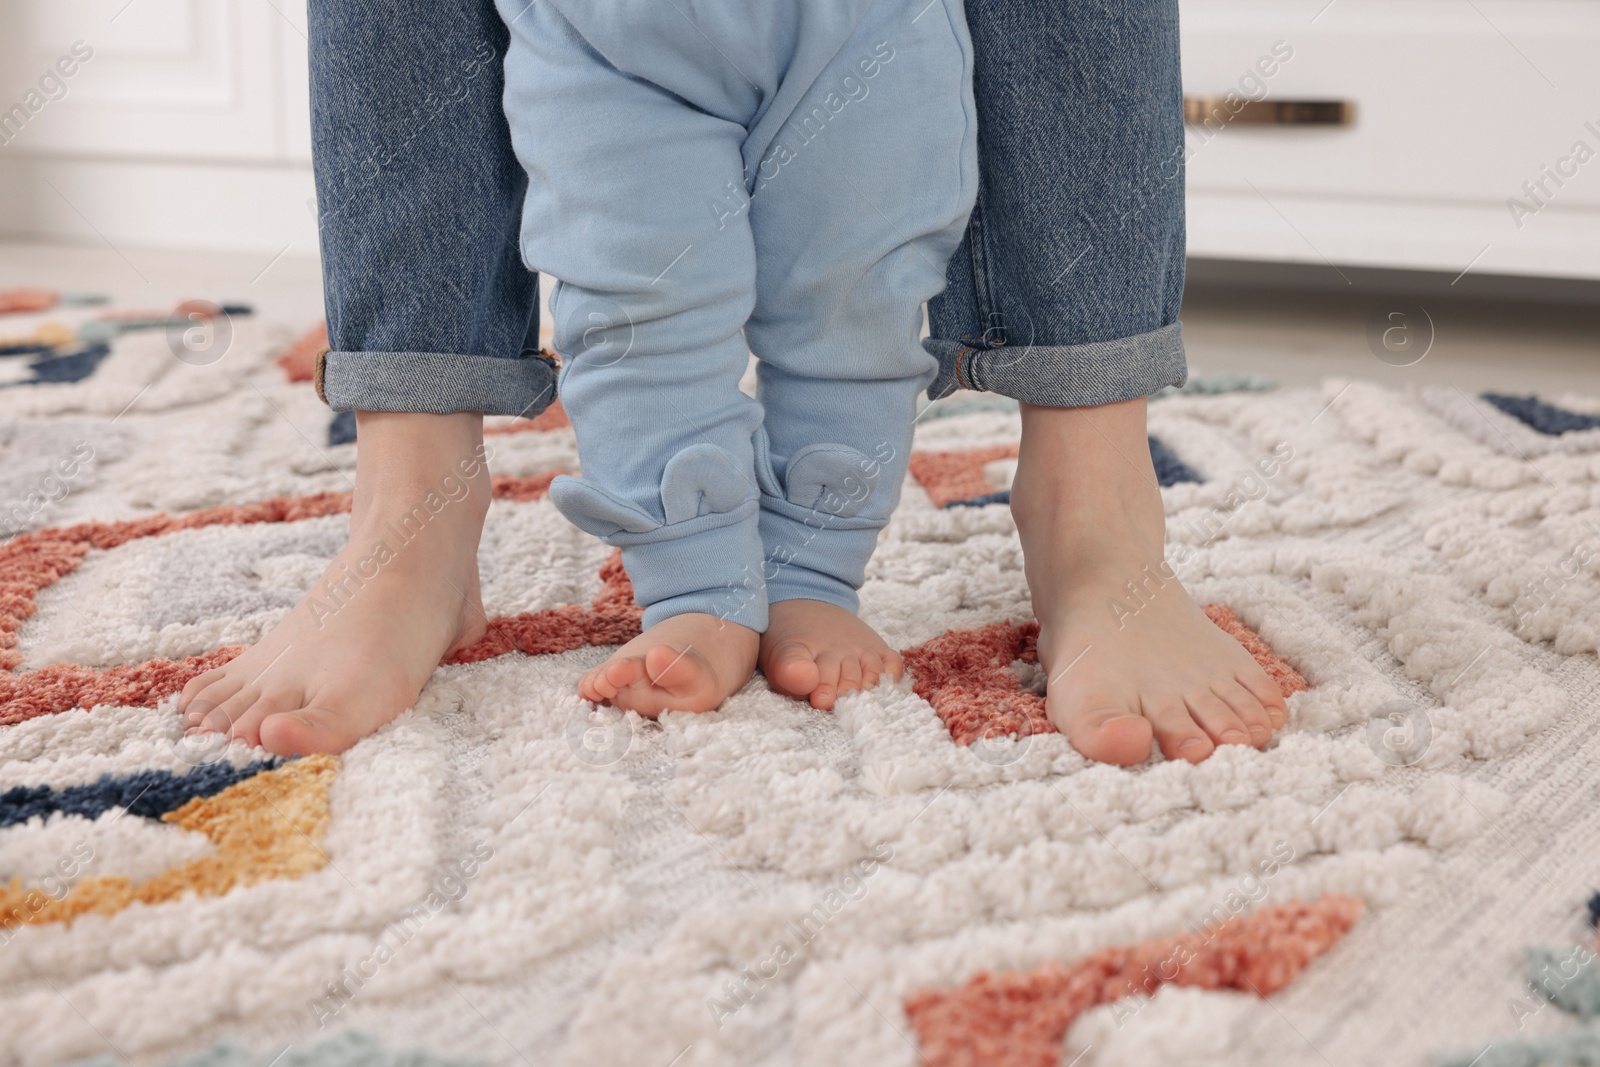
[{"x1": 2, "y1": 240, "x2": 1597, "y2": 396}]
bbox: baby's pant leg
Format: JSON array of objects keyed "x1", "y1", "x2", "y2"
[
  {"x1": 743, "y1": 0, "x2": 978, "y2": 611},
  {"x1": 496, "y1": 0, "x2": 768, "y2": 631}
]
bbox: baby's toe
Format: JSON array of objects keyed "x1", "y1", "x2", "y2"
[
  {"x1": 883, "y1": 649, "x2": 905, "y2": 680},
  {"x1": 577, "y1": 667, "x2": 607, "y2": 703},
  {"x1": 809, "y1": 652, "x2": 842, "y2": 711},
  {"x1": 837, "y1": 656, "x2": 863, "y2": 696},
  {"x1": 763, "y1": 639, "x2": 821, "y2": 698},
  {"x1": 582, "y1": 657, "x2": 642, "y2": 702},
  {"x1": 643, "y1": 644, "x2": 705, "y2": 692}
]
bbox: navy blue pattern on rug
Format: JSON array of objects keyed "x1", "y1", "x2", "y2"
[
  {"x1": 0, "y1": 758, "x2": 282, "y2": 828},
  {"x1": 1483, "y1": 393, "x2": 1600, "y2": 436},
  {"x1": 1149, "y1": 434, "x2": 1202, "y2": 486}
]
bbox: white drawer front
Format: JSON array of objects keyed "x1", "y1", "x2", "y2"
[{"x1": 1180, "y1": 0, "x2": 1600, "y2": 278}]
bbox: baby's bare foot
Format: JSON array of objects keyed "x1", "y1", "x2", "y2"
[
  {"x1": 579, "y1": 612, "x2": 759, "y2": 716},
  {"x1": 178, "y1": 411, "x2": 492, "y2": 756},
  {"x1": 759, "y1": 599, "x2": 903, "y2": 710},
  {"x1": 1013, "y1": 398, "x2": 1288, "y2": 766}
]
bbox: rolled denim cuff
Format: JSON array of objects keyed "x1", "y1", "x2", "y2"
[
  {"x1": 925, "y1": 321, "x2": 1187, "y2": 408},
  {"x1": 316, "y1": 349, "x2": 558, "y2": 418}
]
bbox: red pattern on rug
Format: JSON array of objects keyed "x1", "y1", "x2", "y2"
[
  {"x1": 900, "y1": 620, "x2": 1051, "y2": 747},
  {"x1": 445, "y1": 550, "x2": 640, "y2": 664},
  {"x1": 276, "y1": 321, "x2": 327, "y2": 382},
  {"x1": 1203, "y1": 604, "x2": 1310, "y2": 698},
  {"x1": 0, "y1": 289, "x2": 57, "y2": 315},
  {"x1": 94, "y1": 300, "x2": 227, "y2": 323},
  {"x1": 904, "y1": 894, "x2": 1362, "y2": 1067},
  {"x1": 0, "y1": 547, "x2": 637, "y2": 723},
  {"x1": 488, "y1": 399, "x2": 571, "y2": 434},
  {"x1": 903, "y1": 608, "x2": 1309, "y2": 747},
  {"x1": 908, "y1": 444, "x2": 1018, "y2": 508},
  {"x1": 0, "y1": 648, "x2": 244, "y2": 728},
  {"x1": 0, "y1": 492, "x2": 352, "y2": 672},
  {"x1": 491, "y1": 470, "x2": 562, "y2": 502},
  {"x1": 0, "y1": 477, "x2": 562, "y2": 674}
]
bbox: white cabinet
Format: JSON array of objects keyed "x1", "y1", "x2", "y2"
[
  {"x1": 3, "y1": 0, "x2": 1597, "y2": 279},
  {"x1": 0, "y1": 0, "x2": 316, "y2": 254},
  {"x1": 1181, "y1": 0, "x2": 1600, "y2": 279}
]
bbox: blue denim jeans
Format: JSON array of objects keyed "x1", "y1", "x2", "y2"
[
  {"x1": 925, "y1": 0, "x2": 1188, "y2": 406},
  {"x1": 309, "y1": 0, "x2": 1186, "y2": 418},
  {"x1": 308, "y1": 0, "x2": 556, "y2": 417}
]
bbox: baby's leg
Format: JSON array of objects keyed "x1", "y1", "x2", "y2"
[
  {"x1": 495, "y1": 0, "x2": 782, "y2": 715},
  {"x1": 741, "y1": 0, "x2": 979, "y2": 709}
]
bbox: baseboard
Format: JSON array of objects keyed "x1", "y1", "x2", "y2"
[
  {"x1": 1186, "y1": 257, "x2": 1600, "y2": 307},
  {"x1": 0, "y1": 154, "x2": 318, "y2": 257}
]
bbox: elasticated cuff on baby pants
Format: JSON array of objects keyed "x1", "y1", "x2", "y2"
[
  {"x1": 317, "y1": 349, "x2": 558, "y2": 418},
  {"x1": 611, "y1": 512, "x2": 769, "y2": 631},
  {"x1": 547, "y1": 443, "x2": 770, "y2": 632},
  {"x1": 753, "y1": 434, "x2": 899, "y2": 614}
]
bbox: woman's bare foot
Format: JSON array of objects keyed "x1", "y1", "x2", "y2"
[
  {"x1": 1012, "y1": 397, "x2": 1288, "y2": 766},
  {"x1": 759, "y1": 599, "x2": 904, "y2": 710},
  {"x1": 579, "y1": 612, "x2": 759, "y2": 717},
  {"x1": 178, "y1": 411, "x2": 492, "y2": 756}
]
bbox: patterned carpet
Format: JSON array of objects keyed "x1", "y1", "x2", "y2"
[{"x1": 3, "y1": 293, "x2": 1600, "y2": 1067}]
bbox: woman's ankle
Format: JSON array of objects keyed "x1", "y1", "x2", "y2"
[
  {"x1": 1012, "y1": 399, "x2": 1164, "y2": 539},
  {"x1": 349, "y1": 410, "x2": 491, "y2": 519}
]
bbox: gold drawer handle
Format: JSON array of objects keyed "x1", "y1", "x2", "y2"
[{"x1": 1184, "y1": 97, "x2": 1355, "y2": 127}]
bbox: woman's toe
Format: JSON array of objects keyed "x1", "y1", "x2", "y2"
[
  {"x1": 178, "y1": 668, "x2": 227, "y2": 713},
  {"x1": 1186, "y1": 691, "x2": 1250, "y2": 747},
  {"x1": 259, "y1": 704, "x2": 359, "y2": 757},
  {"x1": 1217, "y1": 681, "x2": 1274, "y2": 747},
  {"x1": 191, "y1": 678, "x2": 250, "y2": 731},
  {"x1": 1236, "y1": 667, "x2": 1289, "y2": 729},
  {"x1": 1147, "y1": 700, "x2": 1214, "y2": 763},
  {"x1": 1064, "y1": 705, "x2": 1153, "y2": 766},
  {"x1": 226, "y1": 688, "x2": 303, "y2": 748}
]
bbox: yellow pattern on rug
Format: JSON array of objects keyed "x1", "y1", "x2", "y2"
[{"x1": 0, "y1": 753, "x2": 338, "y2": 928}]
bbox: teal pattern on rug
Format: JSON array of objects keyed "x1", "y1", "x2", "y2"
[{"x1": 1438, "y1": 897, "x2": 1600, "y2": 1066}]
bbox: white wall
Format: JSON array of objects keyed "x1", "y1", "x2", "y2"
[{"x1": 0, "y1": 0, "x2": 316, "y2": 256}]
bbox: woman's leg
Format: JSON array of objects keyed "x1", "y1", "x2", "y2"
[
  {"x1": 311, "y1": 0, "x2": 552, "y2": 419},
  {"x1": 179, "y1": 0, "x2": 547, "y2": 755},
  {"x1": 927, "y1": 0, "x2": 1287, "y2": 765}
]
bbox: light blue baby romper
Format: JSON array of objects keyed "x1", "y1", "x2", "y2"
[{"x1": 495, "y1": 0, "x2": 978, "y2": 632}]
